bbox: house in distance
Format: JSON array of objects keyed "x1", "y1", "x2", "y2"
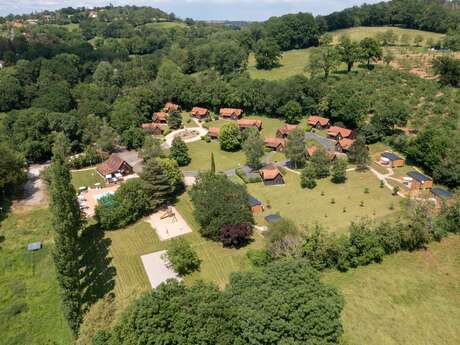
[
  {"x1": 276, "y1": 124, "x2": 298, "y2": 138},
  {"x1": 431, "y1": 188, "x2": 453, "y2": 208},
  {"x1": 141, "y1": 123, "x2": 164, "y2": 135},
  {"x1": 307, "y1": 116, "x2": 331, "y2": 129},
  {"x1": 97, "y1": 156, "x2": 133, "y2": 182},
  {"x1": 153, "y1": 111, "x2": 168, "y2": 124},
  {"x1": 237, "y1": 119, "x2": 263, "y2": 131},
  {"x1": 265, "y1": 137, "x2": 286, "y2": 152},
  {"x1": 405, "y1": 171, "x2": 433, "y2": 191},
  {"x1": 191, "y1": 107, "x2": 209, "y2": 120},
  {"x1": 219, "y1": 108, "x2": 243, "y2": 120},
  {"x1": 163, "y1": 102, "x2": 181, "y2": 112},
  {"x1": 327, "y1": 126, "x2": 353, "y2": 141},
  {"x1": 336, "y1": 138, "x2": 355, "y2": 153},
  {"x1": 248, "y1": 195, "x2": 264, "y2": 214},
  {"x1": 207, "y1": 127, "x2": 220, "y2": 139},
  {"x1": 259, "y1": 165, "x2": 285, "y2": 186},
  {"x1": 379, "y1": 152, "x2": 405, "y2": 168}
]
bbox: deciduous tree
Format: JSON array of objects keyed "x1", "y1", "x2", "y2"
[{"x1": 170, "y1": 137, "x2": 191, "y2": 166}]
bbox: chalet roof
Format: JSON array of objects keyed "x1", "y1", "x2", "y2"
[
  {"x1": 277, "y1": 124, "x2": 298, "y2": 135},
  {"x1": 153, "y1": 112, "x2": 168, "y2": 121},
  {"x1": 306, "y1": 146, "x2": 318, "y2": 157},
  {"x1": 265, "y1": 137, "x2": 286, "y2": 148},
  {"x1": 191, "y1": 107, "x2": 209, "y2": 116},
  {"x1": 141, "y1": 123, "x2": 163, "y2": 130},
  {"x1": 381, "y1": 152, "x2": 403, "y2": 161},
  {"x1": 248, "y1": 195, "x2": 262, "y2": 207},
  {"x1": 219, "y1": 108, "x2": 243, "y2": 117},
  {"x1": 259, "y1": 165, "x2": 282, "y2": 180},
  {"x1": 208, "y1": 127, "x2": 220, "y2": 136},
  {"x1": 328, "y1": 126, "x2": 352, "y2": 138},
  {"x1": 431, "y1": 188, "x2": 452, "y2": 199},
  {"x1": 337, "y1": 138, "x2": 355, "y2": 150},
  {"x1": 237, "y1": 119, "x2": 262, "y2": 129},
  {"x1": 164, "y1": 102, "x2": 180, "y2": 111},
  {"x1": 97, "y1": 156, "x2": 131, "y2": 177},
  {"x1": 307, "y1": 116, "x2": 330, "y2": 127},
  {"x1": 407, "y1": 171, "x2": 432, "y2": 182}
]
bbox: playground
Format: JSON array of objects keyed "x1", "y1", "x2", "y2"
[{"x1": 146, "y1": 206, "x2": 192, "y2": 241}]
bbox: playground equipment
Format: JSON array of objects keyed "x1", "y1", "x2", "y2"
[{"x1": 159, "y1": 206, "x2": 177, "y2": 222}]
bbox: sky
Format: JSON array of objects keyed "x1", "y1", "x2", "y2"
[{"x1": 0, "y1": 0, "x2": 384, "y2": 20}]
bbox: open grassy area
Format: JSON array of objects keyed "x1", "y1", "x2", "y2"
[
  {"x1": 207, "y1": 115, "x2": 286, "y2": 138},
  {"x1": 71, "y1": 168, "x2": 105, "y2": 190},
  {"x1": 330, "y1": 26, "x2": 444, "y2": 45},
  {"x1": 104, "y1": 193, "x2": 264, "y2": 314},
  {"x1": 247, "y1": 170, "x2": 401, "y2": 233},
  {"x1": 0, "y1": 209, "x2": 72, "y2": 345},
  {"x1": 323, "y1": 235, "x2": 460, "y2": 345},
  {"x1": 143, "y1": 21, "x2": 187, "y2": 29},
  {"x1": 182, "y1": 140, "x2": 246, "y2": 172}
]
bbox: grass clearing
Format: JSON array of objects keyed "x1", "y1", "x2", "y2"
[
  {"x1": 247, "y1": 170, "x2": 401, "y2": 233},
  {"x1": 71, "y1": 168, "x2": 105, "y2": 190},
  {"x1": 0, "y1": 209, "x2": 72, "y2": 345},
  {"x1": 323, "y1": 235, "x2": 460, "y2": 345},
  {"x1": 182, "y1": 140, "x2": 246, "y2": 172},
  {"x1": 206, "y1": 115, "x2": 286, "y2": 138},
  {"x1": 143, "y1": 21, "x2": 187, "y2": 29}
]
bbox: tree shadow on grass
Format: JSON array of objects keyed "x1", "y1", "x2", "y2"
[{"x1": 80, "y1": 224, "x2": 116, "y2": 310}]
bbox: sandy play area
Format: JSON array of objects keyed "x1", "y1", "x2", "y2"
[
  {"x1": 141, "y1": 250, "x2": 181, "y2": 288},
  {"x1": 146, "y1": 206, "x2": 192, "y2": 241}
]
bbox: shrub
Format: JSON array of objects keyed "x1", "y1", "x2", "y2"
[
  {"x1": 220, "y1": 224, "x2": 253, "y2": 247},
  {"x1": 170, "y1": 137, "x2": 191, "y2": 166},
  {"x1": 265, "y1": 219, "x2": 304, "y2": 259},
  {"x1": 67, "y1": 147, "x2": 107, "y2": 170},
  {"x1": 235, "y1": 167, "x2": 262, "y2": 184},
  {"x1": 166, "y1": 238, "x2": 201, "y2": 276},
  {"x1": 301, "y1": 163, "x2": 317, "y2": 189},
  {"x1": 247, "y1": 249, "x2": 272, "y2": 267}
]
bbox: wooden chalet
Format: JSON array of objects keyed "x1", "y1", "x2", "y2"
[
  {"x1": 237, "y1": 119, "x2": 262, "y2": 131},
  {"x1": 380, "y1": 152, "x2": 405, "y2": 168},
  {"x1": 406, "y1": 171, "x2": 433, "y2": 191},
  {"x1": 259, "y1": 165, "x2": 285, "y2": 186},
  {"x1": 191, "y1": 107, "x2": 209, "y2": 120},
  {"x1": 153, "y1": 111, "x2": 168, "y2": 124},
  {"x1": 97, "y1": 156, "x2": 133, "y2": 180},
  {"x1": 248, "y1": 195, "x2": 264, "y2": 214},
  {"x1": 336, "y1": 138, "x2": 355, "y2": 153},
  {"x1": 327, "y1": 126, "x2": 353, "y2": 140},
  {"x1": 306, "y1": 146, "x2": 318, "y2": 158},
  {"x1": 431, "y1": 188, "x2": 453, "y2": 208},
  {"x1": 207, "y1": 127, "x2": 220, "y2": 139},
  {"x1": 141, "y1": 123, "x2": 164, "y2": 135},
  {"x1": 276, "y1": 124, "x2": 298, "y2": 138},
  {"x1": 163, "y1": 102, "x2": 181, "y2": 112},
  {"x1": 219, "y1": 108, "x2": 243, "y2": 120},
  {"x1": 264, "y1": 137, "x2": 286, "y2": 152},
  {"x1": 307, "y1": 116, "x2": 331, "y2": 129}
]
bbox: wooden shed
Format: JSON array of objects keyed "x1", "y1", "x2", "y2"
[
  {"x1": 248, "y1": 195, "x2": 264, "y2": 214},
  {"x1": 380, "y1": 152, "x2": 405, "y2": 168},
  {"x1": 406, "y1": 171, "x2": 433, "y2": 191}
]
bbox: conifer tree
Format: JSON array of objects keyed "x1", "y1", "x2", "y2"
[
  {"x1": 210, "y1": 153, "x2": 216, "y2": 174},
  {"x1": 49, "y1": 134, "x2": 83, "y2": 336},
  {"x1": 285, "y1": 128, "x2": 306, "y2": 168},
  {"x1": 140, "y1": 158, "x2": 173, "y2": 209}
]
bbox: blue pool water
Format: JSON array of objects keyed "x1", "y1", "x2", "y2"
[{"x1": 96, "y1": 191, "x2": 115, "y2": 201}]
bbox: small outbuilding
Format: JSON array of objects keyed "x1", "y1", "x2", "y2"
[
  {"x1": 97, "y1": 156, "x2": 133, "y2": 181},
  {"x1": 276, "y1": 124, "x2": 298, "y2": 138},
  {"x1": 406, "y1": 171, "x2": 433, "y2": 190},
  {"x1": 265, "y1": 137, "x2": 286, "y2": 152},
  {"x1": 259, "y1": 165, "x2": 285, "y2": 186},
  {"x1": 27, "y1": 242, "x2": 42, "y2": 251},
  {"x1": 327, "y1": 126, "x2": 353, "y2": 140},
  {"x1": 207, "y1": 127, "x2": 220, "y2": 139},
  {"x1": 219, "y1": 108, "x2": 243, "y2": 120},
  {"x1": 191, "y1": 107, "x2": 209, "y2": 120},
  {"x1": 307, "y1": 116, "x2": 331, "y2": 129},
  {"x1": 431, "y1": 188, "x2": 453, "y2": 208},
  {"x1": 380, "y1": 152, "x2": 405, "y2": 168},
  {"x1": 265, "y1": 214, "x2": 282, "y2": 223},
  {"x1": 153, "y1": 111, "x2": 168, "y2": 123},
  {"x1": 248, "y1": 195, "x2": 264, "y2": 214},
  {"x1": 237, "y1": 119, "x2": 262, "y2": 131}
]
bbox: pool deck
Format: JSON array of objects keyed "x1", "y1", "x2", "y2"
[{"x1": 79, "y1": 185, "x2": 120, "y2": 218}]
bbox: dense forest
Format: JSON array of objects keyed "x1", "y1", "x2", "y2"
[{"x1": 0, "y1": 1, "x2": 459, "y2": 190}]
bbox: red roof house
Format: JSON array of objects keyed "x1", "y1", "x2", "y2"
[
  {"x1": 153, "y1": 112, "x2": 168, "y2": 123},
  {"x1": 191, "y1": 107, "x2": 209, "y2": 119},
  {"x1": 264, "y1": 138, "x2": 286, "y2": 152},
  {"x1": 141, "y1": 123, "x2": 164, "y2": 135},
  {"x1": 237, "y1": 119, "x2": 262, "y2": 131},
  {"x1": 336, "y1": 138, "x2": 355, "y2": 152},
  {"x1": 306, "y1": 146, "x2": 318, "y2": 157},
  {"x1": 163, "y1": 102, "x2": 181, "y2": 112},
  {"x1": 328, "y1": 126, "x2": 353, "y2": 140},
  {"x1": 259, "y1": 165, "x2": 285, "y2": 185},
  {"x1": 219, "y1": 108, "x2": 243, "y2": 120},
  {"x1": 208, "y1": 127, "x2": 220, "y2": 139},
  {"x1": 307, "y1": 116, "x2": 331, "y2": 128},
  {"x1": 276, "y1": 124, "x2": 298, "y2": 138},
  {"x1": 97, "y1": 156, "x2": 133, "y2": 178}
]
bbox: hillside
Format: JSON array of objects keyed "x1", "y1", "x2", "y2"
[{"x1": 248, "y1": 26, "x2": 445, "y2": 81}]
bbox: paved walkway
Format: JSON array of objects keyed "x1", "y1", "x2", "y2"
[{"x1": 162, "y1": 127, "x2": 208, "y2": 148}]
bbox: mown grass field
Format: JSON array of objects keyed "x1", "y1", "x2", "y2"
[
  {"x1": 0, "y1": 209, "x2": 72, "y2": 345},
  {"x1": 248, "y1": 26, "x2": 445, "y2": 80},
  {"x1": 323, "y1": 235, "x2": 460, "y2": 345},
  {"x1": 247, "y1": 170, "x2": 401, "y2": 233},
  {"x1": 71, "y1": 168, "x2": 105, "y2": 190}
]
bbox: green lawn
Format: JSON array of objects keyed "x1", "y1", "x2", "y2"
[
  {"x1": 323, "y1": 235, "x2": 460, "y2": 345},
  {"x1": 0, "y1": 209, "x2": 73, "y2": 345},
  {"x1": 330, "y1": 26, "x2": 444, "y2": 45},
  {"x1": 182, "y1": 140, "x2": 246, "y2": 172},
  {"x1": 247, "y1": 170, "x2": 401, "y2": 233},
  {"x1": 206, "y1": 115, "x2": 286, "y2": 138},
  {"x1": 142, "y1": 21, "x2": 187, "y2": 29},
  {"x1": 104, "y1": 193, "x2": 264, "y2": 314},
  {"x1": 71, "y1": 168, "x2": 105, "y2": 190}
]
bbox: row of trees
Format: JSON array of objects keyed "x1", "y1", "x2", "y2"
[{"x1": 93, "y1": 260, "x2": 344, "y2": 345}]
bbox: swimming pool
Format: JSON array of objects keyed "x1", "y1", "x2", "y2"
[{"x1": 95, "y1": 191, "x2": 115, "y2": 201}]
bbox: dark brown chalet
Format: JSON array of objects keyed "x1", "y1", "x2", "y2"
[
  {"x1": 219, "y1": 108, "x2": 243, "y2": 120},
  {"x1": 327, "y1": 126, "x2": 353, "y2": 141},
  {"x1": 264, "y1": 137, "x2": 286, "y2": 152},
  {"x1": 259, "y1": 165, "x2": 285, "y2": 186},
  {"x1": 96, "y1": 156, "x2": 133, "y2": 178},
  {"x1": 237, "y1": 119, "x2": 263, "y2": 131}
]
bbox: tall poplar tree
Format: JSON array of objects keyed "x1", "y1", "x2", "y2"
[{"x1": 49, "y1": 134, "x2": 83, "y2": 336}]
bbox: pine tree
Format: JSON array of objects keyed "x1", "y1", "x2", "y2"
[
  {"x1": 140, "y1": 158, "x2": 173, "y2": 209},
  {"x1": 49, "y1": 139, "x2": 83, "y2": 336},
  {"x1": 210, "y1": 153, "x2": 216, "y2": 174},
  {"x1": 170, "y1": 137, "x2": 191, "y2": 167},
  {"x1": 167, "y1": 109, "x2": 182, "y2": 129},
  {"x1": 285, "y1": 128, "x2": 306, "y2": 169}
]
